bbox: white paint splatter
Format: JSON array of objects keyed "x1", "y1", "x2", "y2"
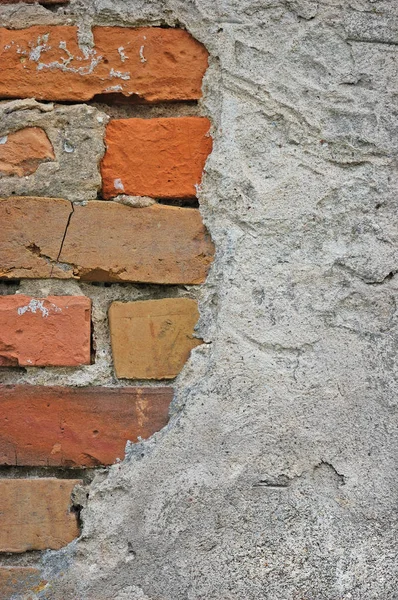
[
  {"x1": 114, "y1": 178, "x2": 125, "y2": 192},
  {"x1": 104, "y1": 85, "x2": 123, "y2": 93},
  {"x1": 0, "y1": 136, "x2": 8, "y2": 145},
  {"x1": 29, "y1": 34, "x2": 51, "y2": 63},
  {"x1": 17, "y1": 299, "x2": 61, "y2": 318},
  {"x1": 63, "y1": 140, "x2": 75, "y2": 153},
  {"x1": 109, "y1": 68, "x2": 130, "y2": 80},
  {"x1": 37, "y1": 42, "x2": 102, "y2": 76},
  {"x1": 139, "y1": 45, "x2": 146, "y2": 63},
  {"x1": 118, "y1": 46, "x2": 128, "y2": 62}
]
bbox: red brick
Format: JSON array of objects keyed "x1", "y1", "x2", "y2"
[
  {"x1": 0, "y1": 295, "x2": 91, "y2": 367},
  {"x1": 0, "y1": 478, "x2": 81, "y2": 552},
  {"x1": 0, "y1": 26, "x2": 208, "y2": 102},
  {"x1": 109, "y1": 298, "x2": 203, "y2": 379},
  {"x1": 101, "y1": 117, "x2": 212, "y2": 199},
  {"x1": 0, "y1": 198, "x2": 215, "y2": 284},
  {"x1": 0, "y1": 385, "x2": 173, "y2": 467},
  {"x1": 0, "y1": 568, "x2": 46, "y2": 598},
  {"x1": 0, "y1": 127, "x2": 54, "y2": 177}
]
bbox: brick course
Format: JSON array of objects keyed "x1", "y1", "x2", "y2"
[
  {"x1": 101, "y1": 117, "x2": 212, "y2": 199},
  {"x1": 0, "y1": 26, "x2": 208, "y2": 102},
  {"x1": 0, "y1": 385, "x2": 173, "y2": 467},
  {"x1": 0, "y1": 295, "x2": 91, "y2": 367},
  {"x1": 0, "y1": 198, "x2": 214, "y2": 284}
]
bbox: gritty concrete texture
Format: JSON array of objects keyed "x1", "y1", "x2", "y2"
[
  {"x1": 0, "y1": 100, "x2": 107, "y2": 202},
  {"x1": 1, "y1": 0, "x2": 398, "y2": 598}
]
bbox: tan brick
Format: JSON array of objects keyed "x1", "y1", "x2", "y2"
[
  {"x1": 0, "y1": 295, "x2": 91, "y2": 367},
  {"x1": 101, "y1": 117, "x2": 212, "y2": 199},
  {"x1": 0, "y1": 198, "x2": 215, "y2": 284},
  {"x1": 0, "y1": 26, "x2": 208, "y2": 101},
  {"x1": 0, "y1": 127, "x2": 54, "y2": 177},
  {"x1": 109, "y1": 298, "x2": 203, "y2": 379},
  {"x1": 0, "y1": 479, "x2": 81, "y2": 552},
  {"x1": 0, "y1": 568, "x2": 46, "y2": 598},
  {"x1": 0, "y1": 385, "x2": 173, "y2": 467}
]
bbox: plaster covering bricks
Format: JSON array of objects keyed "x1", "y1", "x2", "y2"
[{"x1": 0, "y1": 0, "x2": 397, "y2": 598}]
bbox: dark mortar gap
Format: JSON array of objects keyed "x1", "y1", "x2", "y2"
[
  {"x1": 0, "y1": 281, "x2": 20, "y2": 295},
  {"x1": 0, "y1": 465, "x2": 98, "y2": 484},
  {"x1": 157, "y1": 197, "x2": 200, "y2": 208},
  {"x1": 88, "y1": 99, "x2": 201, "y2": 120}
]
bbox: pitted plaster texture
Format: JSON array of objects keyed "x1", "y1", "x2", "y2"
[{"x1": 1, "y1": 0, "x2": 398, "y2": 598}]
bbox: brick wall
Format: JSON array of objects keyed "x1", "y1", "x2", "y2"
[{"x1": 0, "y1": 20, "x2": 213, "y2": 597}]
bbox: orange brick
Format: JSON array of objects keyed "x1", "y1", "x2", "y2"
[
  {"x1": 0, "y1": 26, "x2": 208, "y2": 101},
  {"x1": 109, "y1": 298, "x2": 203, "y2": 379},
  {"x1": 0, "y1": 479, "x2": 81, "y2": 552},
  {"x1": 0, "y1": 385, "x2": 173, "y2": 467},
  {"x1": 101, "y1": 117, "x2": 212, "y2": 199},
  {"x1": 0, "y1": 568, "x2": 46, "y2": 598},
  {"x1": 0, "y1": 127, "x2": 54, "y2": 177},
  {"x1": 0, "y1": 198, "x2": 215, "y2": 284},
  {"x1": 0, "y1": 295, "x2": 91, "y2": 367}
]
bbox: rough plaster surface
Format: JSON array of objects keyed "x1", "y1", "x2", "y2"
[{"x1": 1, "y1": 0, "x2": 398, "y2": 598}]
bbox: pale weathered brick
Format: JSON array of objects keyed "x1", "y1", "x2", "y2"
[
  {"x1": 0, "y1": 479, "x2": 81, "y2": 552},
  {"x1": 0, "y1": 198, "x2": 214, "y2": 284},
  {"x1": 109, "y1": 298, "x2": 203, "y2": 379}
]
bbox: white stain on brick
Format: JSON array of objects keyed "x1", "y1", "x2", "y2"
[
  {"x1": 139, "y1": 45, "x2": 147, "y2": 64},
  {"x1": 118, "y1": 47, "x2": 128, "y2": 62},
  {"x1": 114, "y1": 178, "x2": 125, "y2": 192},
  {"x1": 17, "y1": 299, "x2": 61, "y2": 318},
  {"x1": 37, "y1": 41, "x2": 102, "y2": 76},
  {"x1": 109, "y1": 68, "x2": 130, "y2": 80},
  {"x1": 0, "y1": 136, "x2": 8, "y2": 145}
]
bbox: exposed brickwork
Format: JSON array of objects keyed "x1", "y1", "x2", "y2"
[
  {"x1": 0, "y1": 295, "x2": 91, "y2": 367},
  {"x1": 0, "y1": 479, "x2": 81, "y2": 552},
  {"x1": 0, "y1": 198, "x2": 214, "y2": 283},
  {"x1": 0, "y1": 18, "x2": 212, "y2": 587},
  {"x1": 109, "y1": 298, "x2": 203, "y2": 379},
  {"x1": 0, "y1": 26, "x2": 208, "y2": 102},
  {"x1": 101, "y1": 117, "x2": 212, "y2": 199},
  {"x1": 0, "y1": 385, "x2": 173, "y2": 466},
  {"x1": 0, "y1": 127, "x2": 54, "y2": 177},
  {"x1": 0, "y1": 568, "x2": 46, "y2": 598}
]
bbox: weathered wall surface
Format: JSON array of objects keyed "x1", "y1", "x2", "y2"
[{"x1": 1, "y1": 0, "x2": 398, "y2": 598}]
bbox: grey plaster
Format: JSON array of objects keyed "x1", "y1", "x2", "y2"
[{"x1": 1, "y1": 0, "x2": 398, "y2": 598}]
